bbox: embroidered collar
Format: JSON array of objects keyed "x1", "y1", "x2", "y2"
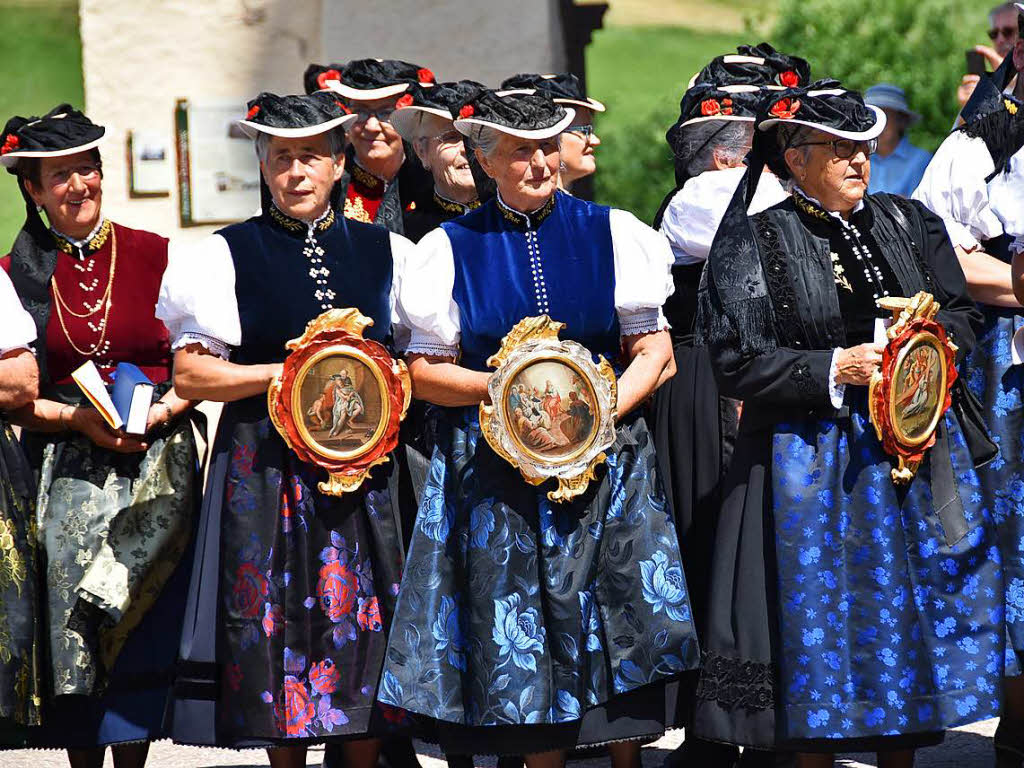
[
  {"x1": 496, "y1": 192, "x2": 557, "y2": 230},
  {"x1": 433, "y1": 189, "x2": 480, "y2": 216},
  {"x1": 51, "y1": 218, "x2": 111, "y2": 257},
  {"x1": 350, "y1": 161, "x2": 388, "y2": 194},
  {"x1": 792, "y1": 188, "x2": 865, "y2": 228},
  {"x1": 268, "y1": 203, "x2": 336, "y2": 235}
]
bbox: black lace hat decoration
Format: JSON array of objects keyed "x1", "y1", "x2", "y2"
[
  {"x1": 500, "y1": 73, "x2": 606, "y2": 113},
  {"x1": 757, "y1": 80, "x2": 885, "y2": 139},
  {"x1": 303, "y1": 63, "x2": 346, "y2": 95},
  {"x1": 1, "y1": 104, "x2": 105, "y2": 171},
  {"x1": 237, "y1": 91, "x2": 356, "y2": 139},
  {"x1": 326, "y1": 58, "x2": 436, "y2": 101},
  {"x1": 390, "y1": 79, "x2": 487, "y2": 140},
  {"x1": 454, "y1": 89, "x2": 574, "y2": 140},
  {"x1": 690, "y1": 42, "x2": 811, "y2": 90}
]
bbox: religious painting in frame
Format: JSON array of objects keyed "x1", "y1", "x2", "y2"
[
  {"x1": 480, "y1": 316, "x2": 617, "y2": 502},
  {"x1": 868, "y1": 292, "x2": 958, "y2": 484},
  {"x1": 269, "y1": 309, "x2": 411, "y2": 495}
]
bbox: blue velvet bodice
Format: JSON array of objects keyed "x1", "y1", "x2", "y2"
[
  {"x1": 219, "y1": 208, "x2": 393, "y2": 365},
  {"x1": 443, "y1": 191, "x2": 619, "y2": 371}
]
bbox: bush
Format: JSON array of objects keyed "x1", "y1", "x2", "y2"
[{"x1": 772, "y1": 0, "x2": 992, "y2": 152}]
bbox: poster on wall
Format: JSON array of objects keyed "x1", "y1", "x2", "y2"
[
  {"x1": 127, "y1": 131, "x2": 171, "y2": 197},
  {"x1": 175, "y1": 99, "x2": 260, "y2": 226}
]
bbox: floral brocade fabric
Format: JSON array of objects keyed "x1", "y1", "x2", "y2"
[
  {"x1": 0, "y1": 422, "x2": 41, "y2": 729},
  {"x1": 218, "y1": 416, "x2": 403, "y2": 742},
  {"x1": 963, "y1": 310, "x2": 1024, "y2": 665},
  {"x1": 771, "y1": 401, "x2": 1007, "y2": 742},
  {"x1": 378, "y1": 410, "x2": 699, "y2": 726}
]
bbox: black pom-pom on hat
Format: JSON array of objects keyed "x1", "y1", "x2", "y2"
[
  {"x1": 1, "y1": 104, "x2": 105, "y2": 171},
  {"x1": 390, "y1": 80, "x2": 486, "y2": 139},
  {"x1": 500, "y1": 72, "x2": 605, "y2": 113},
  {"x1": 238, "y1": 91, "x2": 356, "y2": 138},
  {"x1": 454, "y1": 89, "x2": 573, "y2": 140},
  {"x1": 327, "y1": 58, "x2": 436, "y2": 101}
]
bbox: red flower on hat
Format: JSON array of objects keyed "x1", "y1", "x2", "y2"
[
  {"x1": 317, "y1": 68, "x2": 341, "y2": 91},
  {"x1": 417, "y1": 68, "x2": 435, "y2": 84},
  {"x1": 0, "y1": 134, "x2": 19, "y2": 155},
  {"x1": 458, "y1": 104, "x2": 475, "y2": 119},
  {"x1": 396, "y1": 94, "x2": 414, "y2": 109},
  {"x1": 769, "y1": 97, "x2": 801, "y2": 120},
  {"x1": 700, "y1": 99, "x2": 722, "y2": 117},
  {"x1": 779, "y1": 70, "x2": 800, "y2": 88},
  {"x1": 722, "y1": 98, "x2": 734, "y2": 116},
  {"x1": 245, "y1": 105, "x2": 260, "y2": 120}
]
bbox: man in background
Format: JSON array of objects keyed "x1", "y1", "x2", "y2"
[
  {"x1": 864, "y1": 83, "x2": 932, "y2": 196},
  {"x1": 958, "y1": 2, "x2": 1020, "y2": 107}
]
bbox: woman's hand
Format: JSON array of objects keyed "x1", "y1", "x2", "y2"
[
  {"x1": 144, "y1": 388, "x2": 196, "y2": 433},
  {"x1": 70, "y1": 407, "x2": 148, "y2": 453},
  {"x1": 835, "y1": 343, "x2": 885, "y2": 386}
]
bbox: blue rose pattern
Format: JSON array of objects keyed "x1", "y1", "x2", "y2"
[
  {"x1": 771, "y1": 403, "x2": 1007, "y2": 742},
  {"x1": 966, "y1": 312, "x2": 1024, "y2": 665},
  {"x1": 378, "y1": 410, "x2": 699, "y2": 726}
]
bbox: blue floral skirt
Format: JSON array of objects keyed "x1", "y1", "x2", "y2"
[
  {"x1": 378, "y1": 408, "x2": 699, "y2": 754},
  {"x1": 771, "y1": 399, "x2": 1006, "y2": 743},
  {"x1": 964, "y1": 307, "x2": 1024, "y2": 664},
  {"x1": 169, "y1": 398, "x2": 406, "y2": 747}
]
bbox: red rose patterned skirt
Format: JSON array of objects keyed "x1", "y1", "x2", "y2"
[{"x1": 169, "y1": 398, "x2": 405, "y2": 747}]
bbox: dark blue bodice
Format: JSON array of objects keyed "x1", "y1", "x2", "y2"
[
  {"x1": 219, "y1": 209, "x2": 393, "y2": 365},
  {"x1": 443, "y1": 191, "x2": 619, "y2": 371}
]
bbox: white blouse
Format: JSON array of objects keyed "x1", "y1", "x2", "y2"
[
  {"x1": 157, "y1": 229, "x2": 415, "y2": 359},
  {"x1": 0, "y1": 268, "x2": 35, "y2": 355},
  {"x1": 659, "y1": 167, "x2": 789, "y2": 265},
  {"x1": 912, "y1": 131, "x2": 1024, "y2": 251},
  {"x1": 400, "y1": 206, "x2": 674, "y2": 358}
]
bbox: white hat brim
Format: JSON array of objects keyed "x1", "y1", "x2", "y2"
[
  {"x1": 390, "y1": 105, "x2": 453, "y2": 140},
  {"x1": 455, "y1": 108, "x2": 576, "y2": 140},
  {"x1": 553, "y1": 96, "x2": 606, "y2": 113},
  {"x1": 237, "y1": 113, "x2": 356, "y2": 139},
  {"x1": 758, "y1": 104, "x2": 886, "y2": 141},
  {"x1": 678, "y1": 114, "x2": 756, "y2": 129},
  {"x1": 325, "y1": 81, "x2": 411, "y2": 101},
  {"x1": 0, "y1": 135, "x2": 105, "y2": 169}
]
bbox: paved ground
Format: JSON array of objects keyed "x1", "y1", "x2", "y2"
[{"x1": 2, "y1": 719, "x2": 998, "y2": 767}]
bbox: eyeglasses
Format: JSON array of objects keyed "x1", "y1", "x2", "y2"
[
  {"x1": 988, "y1": 25, "x2": 1018, "y2": 40},
  {"x1": 354, "y1": 107, "x2": 395, "y2": 124},
  {"x1": 566, "y1": 124, "x2": 595, "y2": 140},
  {"x1": 790, "y1": 138, "x2": 877, "y2": 159},
  {"x1": 431, "y1": 130, "x2": 464, "y2": 146}
]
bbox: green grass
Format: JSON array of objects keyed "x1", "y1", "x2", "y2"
[
  {"x1": 0, "y1": 1, "x2": 83, "y2": 248},
  {"x1": 587, "y1": 25, "x2": 753, "y2": 222}
]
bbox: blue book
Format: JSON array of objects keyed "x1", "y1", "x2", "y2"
[{"x1": 111, "y1": 362, "x2": 155, "y2": 435}]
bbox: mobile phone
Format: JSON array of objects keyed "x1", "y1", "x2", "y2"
[{"x1": 966, "y1": 50, "x2": 987, "y2": 76}]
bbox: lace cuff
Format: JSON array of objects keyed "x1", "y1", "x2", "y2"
[
  {"x1": 618, "y1": 307, "x2": 668, "y2": 337},
  {"x1": 828, "y1": 347, "x2": 846, "y2": 408},
  {"x1": 406, "y1": 331, "x2": 459, "y2": 359},
  {"x1": 173, "y1": 330, "x2": 231, "y2": 360}
]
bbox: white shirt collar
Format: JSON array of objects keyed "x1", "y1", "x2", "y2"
[
  {"x1": 793, "y1": 186, "x2": 865, "y2": 226},
  {"x1": 51, "y1": 216, "x2": 106, "y2": 250}
]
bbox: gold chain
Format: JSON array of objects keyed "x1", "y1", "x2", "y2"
[{"x1": 51, "y1": 227, "x2": 117, "y2": 358}]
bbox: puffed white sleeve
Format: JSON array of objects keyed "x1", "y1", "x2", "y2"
[
  {"x1": 155, "y1": 234, "x2": 240, "y2": 360},
  {"x1": 912, "y1": 132, "x2": 1002, "y2": 251},
  {"x1": 988, "y1": 145, "x2": 1024, "y2": 242},
  {"x1": 0, "y1": 269, "x2": 35, "y2": 354},
  {"x1": 610, "y1": 208, "x2": 674, "y2": 337},
  {"x1": 396, "y1": 227, "x2": 461, "y2": 357},
  {"x1": 387, "y1": 232, "x2": 416, "y2": 353}
]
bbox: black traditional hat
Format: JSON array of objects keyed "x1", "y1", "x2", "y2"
[
  {"x1": 303, "y1": 63, "x2": 346, "y2": 95},
  {"x1": 1, "y1": 104, "x2": 105, "y2": 171},
  {"x1": 327, "y1": 58, "x2": 436, "y2": 101},
  {"x1": 389, "y1": 79, "x2": 486, "y2": 140},
  {"x1": 757, "y1": 81, "x2": 885, "y2": 140},
  {"x1": 237, "y1": 91, "x2": 356, "y2": 139},
  {"x1": 500, "y1": 73, "x2": 606, "y2": 113},
  {"x1": 690, "y1": 42, "x2": 811, "y2": 90},
  {"x1": 454, "y1": 89, "x2": 574, "y2": 140}
]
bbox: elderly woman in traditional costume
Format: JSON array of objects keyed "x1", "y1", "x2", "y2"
[
  {"x1": 501, "y1": 73, "x2": 605, "y2": 192},
  {"x1": 913, "y1": 16, "x2": 1024, "y2": 757},
  {"x1": 0, "y1": 105, "x2": 198, "y2": 768},
  {"x1": 696, "y1": 81, "x2": 1005, "y2": 768},
  {"x1": 305, "y1": 59, "x2": 435, "y2": 234},
  {"x1": 157, "y1": 92, "x2": 415, "y2": 768},
  {"x1": 390, "y1": 80, "x2": 484, "y2": 243},
  {"x1": 0, "y1": 269, "x2": 40, "y2": 745},
  {"x1": 378, "y1": 88, "x2": 697, "y2": 768}
]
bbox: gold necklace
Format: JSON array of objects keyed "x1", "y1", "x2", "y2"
[{"x1": 51, "y1": 228, "x2": 117, "y2": 358}]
